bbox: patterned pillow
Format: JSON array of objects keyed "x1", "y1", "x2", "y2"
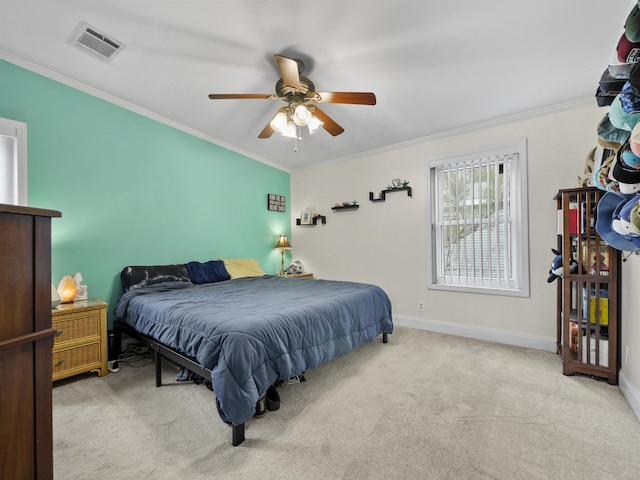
[{"x1": 120, "y1": 264, "x2": 192, "y2": 292}]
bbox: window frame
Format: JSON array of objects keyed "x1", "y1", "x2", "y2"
[
  {"x1": 0, "y1": 117, "x2": 28, "y2": 206},
  {"x1": 426, "y1": 139, "x2": 530, "y2": 297}
]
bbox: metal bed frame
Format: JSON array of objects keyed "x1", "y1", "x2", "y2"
[{"x1": 114, "y1": 320, "x2": 387, "y2": 446}]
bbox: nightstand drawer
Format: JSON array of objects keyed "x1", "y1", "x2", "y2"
[
  {"x1": 52, "y1": 342, "x2": 102, "y2": 376},
  {"x1": 53, "y1": 313, "x2": 101, "y2": 346}
]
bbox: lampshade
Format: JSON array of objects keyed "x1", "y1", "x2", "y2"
[
  {"x1": 293, "y1": 104, "x2": 312, "y2": 126},
  {"x1": 275, "y1": 233, "x2": 292, "y2": 250},
  {"x1": 280, "y1": 121, "x2": 298, "y2": 139},
  {"x1": 307, "y1": 115, "x2": 324, "y2": 134},
  {"x1": 269, "y1": 109, "x2": 288, "y2": 132}
]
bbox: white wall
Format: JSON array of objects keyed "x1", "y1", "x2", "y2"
[
  {"x1": 290, "y1": 100, "x2": 640, "y2": 417},
  {"x1": 620, "y1": 261, "x2": 640, "y2": 417}
]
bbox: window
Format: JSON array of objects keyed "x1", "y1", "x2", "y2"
[
  {"x1": 0, "y1": 118, "x2": 27, "y2": 206},
  {"x1": 428, "y1": 140, "x2": 529, "y2": 296}
]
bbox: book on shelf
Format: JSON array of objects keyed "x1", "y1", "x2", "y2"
[
  {"x1": 569, "y1": 206, "x2": 579, "y2": 234},
  {"x1": 557, "y1": 204, "x2": 580, "y2": 235},
  {"x1": 581, "y1": 287, "x2": 609, "y2": 325},
  {"x1": 582, "y1": 244, "x2": 609, "y2": 276},
  {"x1": 581, "y1": 336, "x2": 609, "y2": 367}
]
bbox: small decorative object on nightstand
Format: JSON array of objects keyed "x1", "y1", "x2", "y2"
[
  {"x1": 73, "y1": 272, "x2": 88, "y2": 300},
  {"x1": 56, "y1": 274, "x2": 77, "y2": 303},
  {"x1": 52, "y1": 298, "x2": 109, "y2": 381}
]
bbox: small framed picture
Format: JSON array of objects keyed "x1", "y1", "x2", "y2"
[{"x1": 301, "y1": 210, "x2": 312, "y2": 224}]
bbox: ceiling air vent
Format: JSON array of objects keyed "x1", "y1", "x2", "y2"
[{"x1": 67, "y1": 22, "x2": 125, "y2": 63}]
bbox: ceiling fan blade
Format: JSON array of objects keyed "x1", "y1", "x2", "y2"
[
  {"x1": 312, "y1": 107, "x2": 344, "y2": 136},
  {"x1": 274, "y1": 54, "x2": 302, "y2": 91},
  {"x1": 258, "y1": 121, "x2": 275, "y2": 138},
  {"x1": 208, "y1": 93, "x2": 274, "y2": 100},
  {"x1": 311, "y1": 92, "x2": 376, "y2": 105}
]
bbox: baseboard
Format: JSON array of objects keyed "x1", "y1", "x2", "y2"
[
  {"x1": 619, "y1": 370, "x2": 640, "y2": 423},
  {"x1": 393, "y1": 315, "x2": 557, "y2": 352}
]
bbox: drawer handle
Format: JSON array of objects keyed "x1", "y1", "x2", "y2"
[
  {"x1": 56, "y1": 329, "x2": 64, "y2": 335},
  {"x1": 56, "y1": 359, "x2": 65, "y2": 366}
]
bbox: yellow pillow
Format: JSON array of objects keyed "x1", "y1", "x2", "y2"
[{"x1": 220, "y1": 258, "x2": 266, "y2": 279}]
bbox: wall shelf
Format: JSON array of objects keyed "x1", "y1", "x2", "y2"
[
  {"x1": 370, "y1": 186, "x2": 412, "y2": 202},
  {"x1": 331, "y1": 205, "x2": 359, "y2": 211},
  {"x1": 296, "y1": 215, "x2": 326, "y2": 226}
]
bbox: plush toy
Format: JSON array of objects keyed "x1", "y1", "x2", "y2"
[{"x1": 547, "y1": 248, "x2": 578, "y2": 283}]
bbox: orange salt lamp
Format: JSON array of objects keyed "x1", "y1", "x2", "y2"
[{"x1": 57, "y1": 275, "x2": 77, "y2": 303}]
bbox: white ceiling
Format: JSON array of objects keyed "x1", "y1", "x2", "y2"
[{"x1": 0, "y1": 1, "x2": 633, "y2": 172}]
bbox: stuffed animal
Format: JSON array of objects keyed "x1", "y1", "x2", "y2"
[
  {"x1": 547, "y1": 248, "x2": 578, "y2": 283},
  {"x1": 284, "y1": 260, "x2": 305, "y2": 275}
]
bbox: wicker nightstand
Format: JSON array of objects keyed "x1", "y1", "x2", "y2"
[{"x1": 51, "y1": 298, "x2": 108, "y2": 381}]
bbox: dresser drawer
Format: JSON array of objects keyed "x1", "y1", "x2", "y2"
[
  {"x1": 53, "y1": 312, "x2": 101, "y2": 346},
  {"x1": 52, "y1": 342, "x2": 102, "y2": 377}
]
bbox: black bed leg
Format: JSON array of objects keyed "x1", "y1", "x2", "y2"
[
  {"x1": 155, "y1": 350, "x2": 162, "y2": 387},
  {"x1": 382, "y1": 333, "x2": 388, "y2": 343},
  {"x1": 232, "y1": 423, "x2": 245, "y2": 446}
]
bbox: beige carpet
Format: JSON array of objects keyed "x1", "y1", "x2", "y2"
[{"x1": 52, "y1": 327, "x2": 640, "y2": 479}]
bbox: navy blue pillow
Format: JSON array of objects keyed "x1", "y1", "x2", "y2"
[{"x1": 186, "y1": 260, "x2": 231, "y2": 284}]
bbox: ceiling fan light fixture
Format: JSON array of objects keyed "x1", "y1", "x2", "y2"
[
  {"x1": 293, "y1": 104, "x2": 312, "y2": 127},
  {"x1": 208, "y1": 53, "x2": 376, "y2": 139},
  {"x1": 269, "y1": 109, "x2": 288, "y2": 133},
  {"x1": 281, "y1": 121, "x2": 298, "y2": 139},
  {"x1": 307, "y1": 115, "x2": 323, "y2": 134}
]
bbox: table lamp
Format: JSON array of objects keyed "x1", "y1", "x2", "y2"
[{"x1": 274, "y1": 233, "x2": 292, "y2": 274}]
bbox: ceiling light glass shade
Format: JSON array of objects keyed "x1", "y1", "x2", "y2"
[
  {"x1": 293, "y1": 104, "x2": 312, "y2": 126},
  {"x1": 281, "y1": 121, "x2": 298, "y2": 138},
  {"x1": 269, "y1": 109, "x2": 288, "y2": 133},
  {"x1": 307, "y1": 115, "x2": 323, "y2": 134}
]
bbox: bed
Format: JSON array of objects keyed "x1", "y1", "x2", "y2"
[{"x1": 113, "y1": 260, "x2": 393, "y2": 445}]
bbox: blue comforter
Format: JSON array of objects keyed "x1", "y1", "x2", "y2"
[{"x1": 114, "y1": 275, "x2": 393, "y2": 425}]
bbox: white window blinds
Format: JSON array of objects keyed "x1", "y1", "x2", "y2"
[{"x1": 429, "y1": 141, "x2": 529, "y2": 296}]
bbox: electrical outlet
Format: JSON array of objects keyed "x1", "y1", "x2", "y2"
[{"x1": 417, "y1": 301, "x2": 425, "y2": 312}]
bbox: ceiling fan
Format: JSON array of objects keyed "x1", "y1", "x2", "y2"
[{"x1": 208, "y1": 54, "x2": 376, "y2": 139}]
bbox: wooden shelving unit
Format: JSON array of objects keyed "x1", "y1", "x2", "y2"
[{"x1": 555, "y1": 187, "x2": 620, "y2": 385}]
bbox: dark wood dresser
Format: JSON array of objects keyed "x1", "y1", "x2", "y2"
[{"x1": 0, "y1": 203, "x2": 61, "y2": 480}]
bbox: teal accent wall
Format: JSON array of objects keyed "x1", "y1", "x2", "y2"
[{"x1": 0, "y1": 59, "x2": 291, "y2": 326}]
